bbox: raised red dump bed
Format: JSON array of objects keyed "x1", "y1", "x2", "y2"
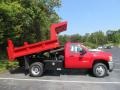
[{"x1": 7, "y1": 22, "x2": 67, "y2": 61}]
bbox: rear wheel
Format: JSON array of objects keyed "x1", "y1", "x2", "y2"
[
  {"x1": 93, "y1": 63, "x2": 108, "y2": 77},
  {"x1": 29, "y1": 62, "x2": 43, "y2": 77}
]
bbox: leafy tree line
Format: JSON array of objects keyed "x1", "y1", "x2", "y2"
[
  {"x1": 59, "y1": 29, "x2": 120, "y2": 48},
  {"x1": 0, "y1": 0, "x2": 61, "y2": 49}
]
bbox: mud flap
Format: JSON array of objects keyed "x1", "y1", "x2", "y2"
[{"x1": 24, "y1": 56, "x2": 29, "y2": 75}]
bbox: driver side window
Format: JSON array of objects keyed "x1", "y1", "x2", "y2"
[{"x1": 70, "y1": 44, "x2": 83, "y2": 53}]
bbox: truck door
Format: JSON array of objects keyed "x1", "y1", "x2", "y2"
[{"x1": 65, "y1": 44, "x2": 92, "y2": 68}]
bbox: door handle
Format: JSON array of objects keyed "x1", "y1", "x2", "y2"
[
  {"x1": 70, "y1": 55, "x2": 74, "y2": 57},
  {"x1": 79, "y1": 55, "x2": 83, "y2": 59}
]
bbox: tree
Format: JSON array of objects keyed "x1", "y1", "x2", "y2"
[
  {"x1": 88, "y1": 31, "x2": 106, "y2": 45},
  {"x1": 82, "y1": 33, "x2": 90, "y2": 42},
  {"x1": 59, "y1": 35, "x2": 70, "y2": 45},
  {"x1": 70, "y1": 34, "x2": 82, "y2": 42},
  {"x1": 0, "y1": 1, "x2": 25, "y2": 46},
  {"x1": 106, "y1": 30, "x2": 114, "y2": 43},
  {"x1": 0, "y1": 0, "x2": 61, "y2": 48}
]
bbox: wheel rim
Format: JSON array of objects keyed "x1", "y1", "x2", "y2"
[
  {"x1": 95, "y1": 65, "x2": 105, "y2": 76},
  {"x1": 31, "y1": 65, "x2": 40, "y2": 76}
]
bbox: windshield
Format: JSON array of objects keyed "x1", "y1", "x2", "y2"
[{"x1": 80, "y1": 44, "x2": 89, "y2": 51}]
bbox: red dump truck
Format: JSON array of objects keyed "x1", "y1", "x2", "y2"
[{"x1": 7, "y1": 21, "x2": 114, "y2": 77}]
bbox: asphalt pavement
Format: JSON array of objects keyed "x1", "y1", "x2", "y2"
[{"x1": 0, "y1": 47, "x2": 120, "y2": 90}]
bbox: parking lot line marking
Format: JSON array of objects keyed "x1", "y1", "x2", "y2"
[{"x1": 0, "y1": 77, "x2": 120, "y2": 84}]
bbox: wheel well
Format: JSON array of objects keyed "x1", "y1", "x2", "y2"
[
  {"x1": 17, "y1": 56, "x2": 43, "y2": 67},
  {"x1": 93, "y1": 60, "x2": 109, "y2": 69}
]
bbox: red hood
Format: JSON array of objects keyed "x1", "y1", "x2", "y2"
[{"x1": 90, "y1": 51, "x2": 112, "y2": 61}]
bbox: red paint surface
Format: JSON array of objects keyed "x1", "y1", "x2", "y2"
[
  {"x1": 7, "y1": 21, "x2": 67, "y2": 61},
  {"x1": 64, "y1": 42, "x2": 111, "y2": 69}
]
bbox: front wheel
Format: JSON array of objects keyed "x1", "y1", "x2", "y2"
[
  {"x1": 29, "y1": 62, "x2": 43, "y2": 77},
  {"x1": 93, "y1": 63, "x2": 108, "y2": 78}
]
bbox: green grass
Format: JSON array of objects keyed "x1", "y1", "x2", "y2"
[
  {"x1": 0, "y1": 60, "x2": 18, "y2": 73},
  {"x1": 0, "y1": 50, "x2": 18, "y2": 73}
]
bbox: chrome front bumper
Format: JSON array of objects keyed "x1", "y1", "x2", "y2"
[{"x1": 108, "y1": 61, "x2": 114, "y2": 72}]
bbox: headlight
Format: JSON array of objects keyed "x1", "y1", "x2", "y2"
[{"x1": 109, "y1": 56, "x2": 112, "y2": 61}]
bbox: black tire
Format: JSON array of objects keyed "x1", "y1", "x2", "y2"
[
  {"x1": 29, "y1": 62, "x2": 43, "y2": 77},
  {"x1": 93, "y1": 63, "x2": 108, "y2": 78}
]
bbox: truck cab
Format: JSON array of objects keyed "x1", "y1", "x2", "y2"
[{"x1": 64, "y1": 42, "x2": 114, "y2": 77}]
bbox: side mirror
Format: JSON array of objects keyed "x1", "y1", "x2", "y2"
[{"x1": 80, "y1": 50, "x2": 86, "y2": 55}]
